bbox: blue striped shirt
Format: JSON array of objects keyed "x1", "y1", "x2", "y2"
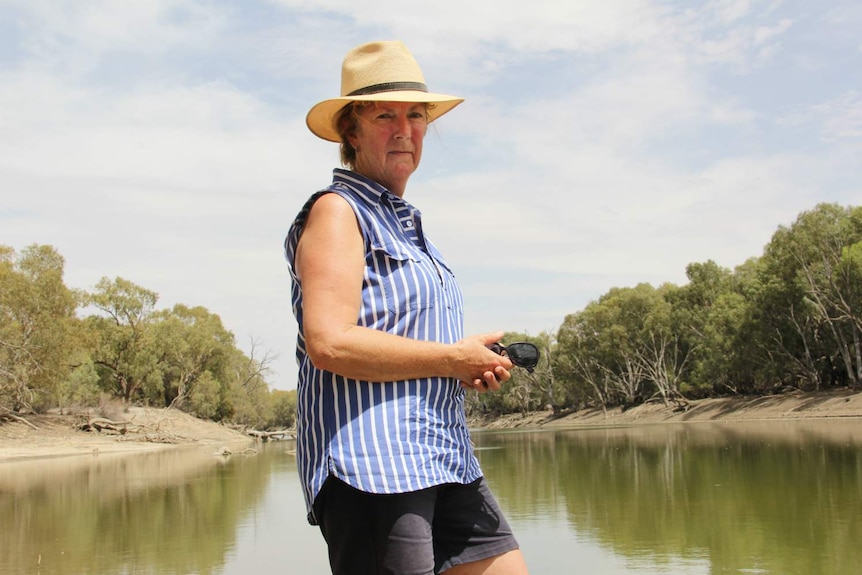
[{"x1": 284, "y1": 169, "x2": 483, "y2": 524}]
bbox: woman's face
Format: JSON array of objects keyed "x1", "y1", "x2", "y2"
[{"x1": 348, "y1": 101, "x2": 427, "y2": 196}]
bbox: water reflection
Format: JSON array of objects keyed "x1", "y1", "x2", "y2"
[
  {"x1": 3, "y1": 421, "x2": 861, "y2": 575},
  {"x1": 0, "y1": 445, "x2": 272, "y2": 575},
  {"x1": 475, "y1": 421, "x2": 862, "y2": 575}
]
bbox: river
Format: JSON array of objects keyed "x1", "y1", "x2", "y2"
[{"x1": 2, "y1": 419, "x2": 860, "y2": 574}]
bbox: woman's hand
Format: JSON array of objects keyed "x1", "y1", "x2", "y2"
[
  {"x1": 461, "y1": 365, "x2": 511, "y2": 393},
  {"x1": 454, "y1": 332, "x2": 513, "y2": 393}
]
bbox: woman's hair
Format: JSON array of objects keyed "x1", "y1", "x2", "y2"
[
  {"x1": 335, "y1": 102, "x2": 368, "y2": 169},
  {"x1": 335, "y1": 101, "x2": 434, "y2": 169}
]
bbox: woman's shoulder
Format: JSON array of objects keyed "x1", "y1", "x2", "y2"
[
  {"x1": 304, "y1": 190, "x2": 356, "y2": 222},
  {"x1": 292, "y1": 188, "x2": 353, "y2": 227}
]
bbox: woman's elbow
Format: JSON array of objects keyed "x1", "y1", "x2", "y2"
[{"x1": 305, "y1": 337, "x2": 345, "y2": 373}]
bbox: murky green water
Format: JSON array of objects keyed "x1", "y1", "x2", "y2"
[{"x1": 2, "y1": 420, "x2": 860, "y2": 574}]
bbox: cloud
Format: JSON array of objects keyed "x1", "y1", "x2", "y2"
[
  {"x1": 0, "y1": 63, "x2": 332, "y2": 384},
  {"x1": 815, "y1": 91, "x2": 862, "y2": 142},
  {"x1": 10, "y1": 0, "x2": 226, "y2": 55},
  {"x1": 2, "y1": 0, "x2": 860, "y2": 389},
  {"x1": 277, "y1": 0, "x2": 662, "y2": 51},
  {"x1": 778, "y1": 90, "x2": 862, "y2": 142}
]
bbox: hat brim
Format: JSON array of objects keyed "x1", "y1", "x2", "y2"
[{"x1": 306, "y1": 91, "x2": 464, "y2": 142}]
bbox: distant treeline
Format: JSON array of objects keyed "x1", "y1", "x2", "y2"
[
  {"x1": 4, "y1": 202, "x2": 861, "y2": 424},
  {"x1": 0, "y1": 245, "x2": 295, "y2": 429},
  {"x1": 469, "y1": 202, "x2": 862, "y2": 417}
]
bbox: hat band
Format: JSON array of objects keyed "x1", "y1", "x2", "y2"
[{"x1": 346, "y1": 81, "x2": 428, "y2": 97}]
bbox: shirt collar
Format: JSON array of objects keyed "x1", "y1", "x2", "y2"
[{"x1": 332, "y1": 169, "x2": 396, "y2": 206}]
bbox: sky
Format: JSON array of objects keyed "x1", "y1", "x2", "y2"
[{"x1": 2, "y1": 0, "x2": 860, "y2": 391}]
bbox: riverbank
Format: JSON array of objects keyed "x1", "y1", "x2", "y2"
[
  {"x1": 0, "y1": 405, "x2": 253, "y2": 462},
  {"x1": 2, "y1": 388, "x2": 861, "y2": 462},
  {"x1": 469, "y1": 387, "x2": 862, "y2": 430}
]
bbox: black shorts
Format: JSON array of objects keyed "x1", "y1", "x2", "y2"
[{"x1": 313, "y1": 476, "x2": 520, "y2": 575}]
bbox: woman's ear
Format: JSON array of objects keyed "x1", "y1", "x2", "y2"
[{"x1": 346, "y1": 129, "x2": 359, "y2": 148}]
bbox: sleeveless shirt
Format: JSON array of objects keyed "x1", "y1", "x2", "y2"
[{"x1": 284, "y1": 169, "x2": 483, "y2": 524}]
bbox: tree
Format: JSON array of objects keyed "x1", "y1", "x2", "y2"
[
  {"x1": 0, "y1": 245, "x2": 80, "y2": 412},
  {"x1": 151, "y1": 305, "x2": 236, "y2": 410},
  {"x1": 84, "y1": 277, "x2": 162, "y2": 402},
  {"x1": 268, "y1": 389, "x2": 297, "y2": 429},
  {"x1": 556, "y1": 285, "x2": 650, "y2": 409},
  {"x1": 663, "y1": 260, "x2": 759, "y2": 397},
  {"x1": 527, "y1": 330, "x2": 568, "y2": 413},
  {"x1": 554, "y1": 312, "x2": 615, "y2": 414},
  {"x1": 627, "y1": 290, "x2": 684, "y2": 407},
  {"x1": 221, "y1": 339, "x2": 276, "y2": 426},
  {"x1": 758, "y1": 204, "x2": 862, "y2": 389}
]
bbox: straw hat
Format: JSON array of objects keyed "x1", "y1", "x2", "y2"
[{"x1": 306, "y1": 41, "x2": 464, "y2": 142}]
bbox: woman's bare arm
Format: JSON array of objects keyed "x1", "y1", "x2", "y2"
[{"x1": 295, "y1": 193, "x2": 511, "y2": 388}]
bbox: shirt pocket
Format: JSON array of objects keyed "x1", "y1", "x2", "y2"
[{"x1": 368, "y1": 239, "x2": 439, "y2": 314}]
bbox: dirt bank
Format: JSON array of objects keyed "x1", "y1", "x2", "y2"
[
  {"x1": 0, "y1": 406, "x2": 253, "y2": 462},
  {"x1": 2, "y1": 389, "x2": 861, "y2": 462},
  {"x1": 470, "y1": 388, "x2": 862, "y2": 430}
]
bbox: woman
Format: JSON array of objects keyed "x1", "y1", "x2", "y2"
[{"x1": 284, "y1": 40, "x2": 530, "y2": 575}]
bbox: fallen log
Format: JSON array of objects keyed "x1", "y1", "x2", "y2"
[
  {"x1": 76, "y1": 417, "x2": 137, "y2": 435},
  {"x1": 0, "y1": 409, "x2": 39, "y2": 430},
  {"x1": 247, "y1": 429, "x2": 294, "y2": 441}
]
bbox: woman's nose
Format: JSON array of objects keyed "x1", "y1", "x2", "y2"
[{"x1": 393, "y1": 115, "x2": 411, "y2": 139}]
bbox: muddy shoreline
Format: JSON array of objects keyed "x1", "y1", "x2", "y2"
[
  {"x1": 0, "y1": 406, "x2": 253, "y2": 462},
  {"x1": 469, "y1": 387, "x2": 862, "y2": 430},
  {"x1": 2, "y1": 389, "x2": 861, "y2": 462}
]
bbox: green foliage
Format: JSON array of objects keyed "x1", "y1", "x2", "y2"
[
  {"x1": 221, "y1": 344, "x2": 275, "y2": 427},
  {"x1": 468, "y1": 202, "x2": 862, "y2": 418},
  {"x1": 268, "y1": 389, "x2": 297, "y2": 428},
  {"x1": 56, "y1": 354, "x2": 102, "y2": 410},
  {"x1": 553, "y1": 283, "x2": 689, "y2": 409},
  {"x1": 84, "y1": 277, "x2": 162, "y2": 402},
  {"x1": 150, "y1": 304, "x2": 235, "y2": 410},
  {"x1": 667, "y1": 259, "x2": 755, "y2": 396},
  {"x1": 188, "y1": 371, "x2": 221, "y2": 420},
  {"x1": 0, "y1": 244, "x2": 288, "y2": 428},
  {"x1": 0, "y1": 244, "x2": 80, "y2": 411},
  {"x1": 5, "y1": 200, "x2": 862, "y2": 426},
  {"x1": 755, "y1": 204, "x2": 862, "y2": 389}
]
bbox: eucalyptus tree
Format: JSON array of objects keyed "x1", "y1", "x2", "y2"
[
  {"x1": 221, "y1": 339, "x2": 276, "y2": 426},
  {"x1": 555, "y1": 307, "x2": 617, "y2": 414},
  {"x1": 556, "y1": 282, "x2": 696, "y2": 409},
  {"x1": 84, "y1": 277, "x2": 162, "y2": 402},
  {"x1": 557, "y1": 284, "x2": 654, "y2": 408},
  {"x1": 633, "y1": 283, "x2": 691, "y2": 407},
  {"x1": 526, "y1": 330, "x2": 568, "y2": 414},
  {"x1": 0, "y1": 244, "x2": 80, "y2": 412},
  {"x1": 496, "y1": 331, "x2": 554, "y2": 415},
  {"x1": 665, "y1": 260, "x2": 748, "y2": 396},
  {"x1": 757, "y1": 203, "x2": 862, "y2": 389},
  {"x1": 150, "y1": 304, "x2": 236, "y2": 411},
  {"x1": 269, "y1": 389, "x2": 297, "y2": 429}
]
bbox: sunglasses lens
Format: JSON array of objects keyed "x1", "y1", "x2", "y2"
[{"x1": 507, "y1": 343, "x2": 539, "y2": 371}]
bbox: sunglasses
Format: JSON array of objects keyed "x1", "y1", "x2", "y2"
[{"x1": 489, "y1": 342, "x2": 540, "y2": 373}]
